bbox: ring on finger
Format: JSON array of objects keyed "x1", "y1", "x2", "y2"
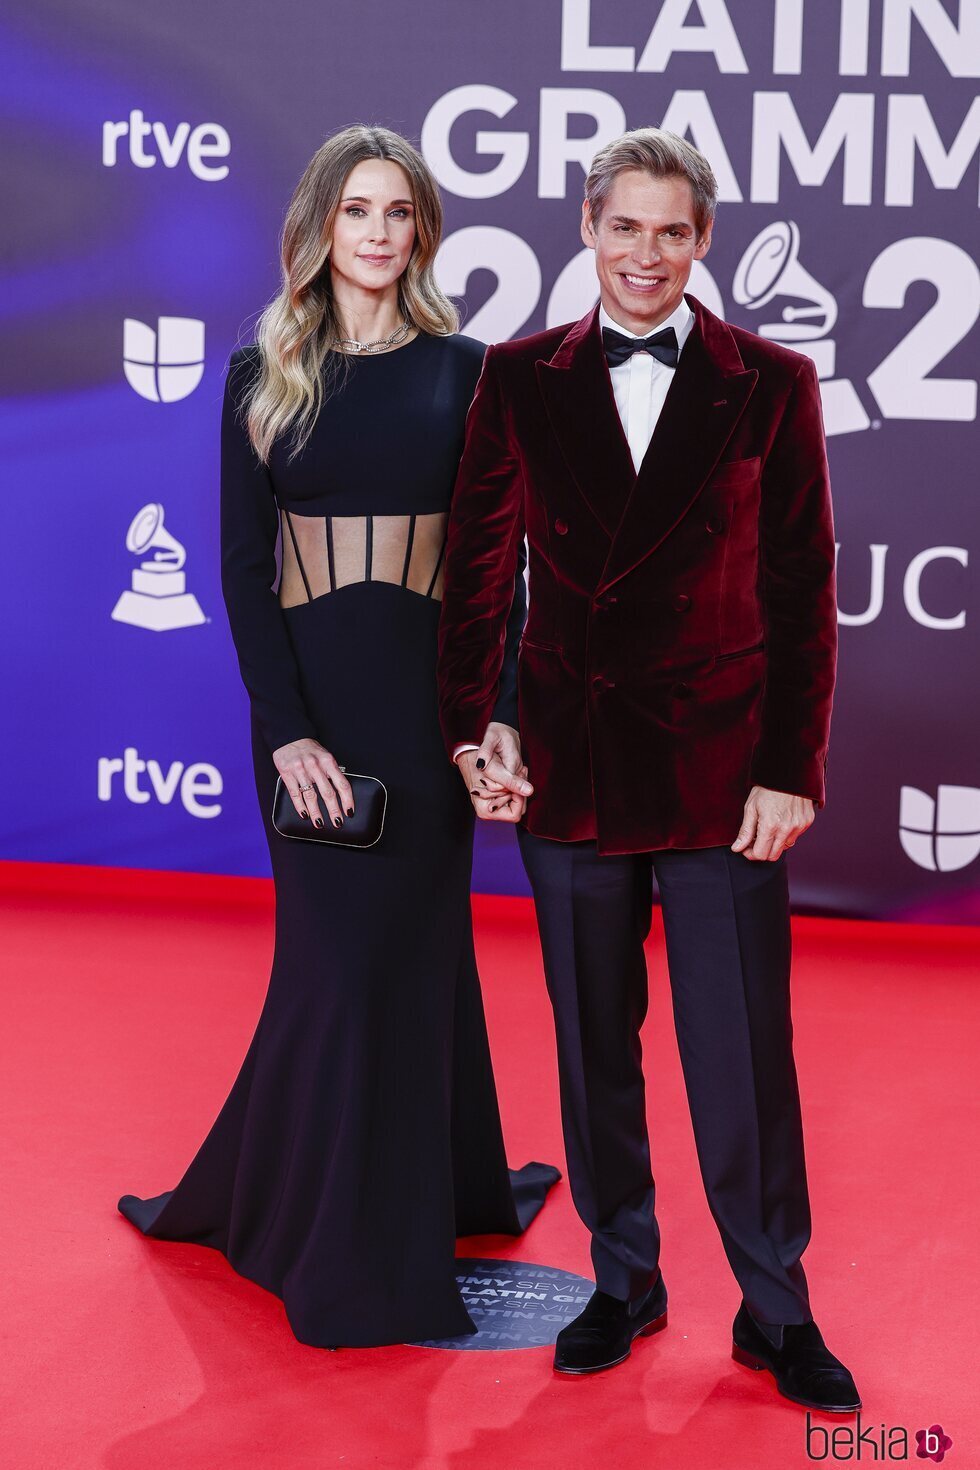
[{"x1": 298, "y1": 783, "x2": 314, "y2": 791}]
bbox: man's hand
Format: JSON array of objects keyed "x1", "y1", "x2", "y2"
[
  {"x1": 456, "y1": 722, "x2": 534, "y2": 823},
  {"x1": 732, "y1": 785, "x2": 815, "y2": 861}
]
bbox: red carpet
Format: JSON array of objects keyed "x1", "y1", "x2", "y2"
[{"x1": 1, "y1": 860, "x2": 975, "y2": 1469}]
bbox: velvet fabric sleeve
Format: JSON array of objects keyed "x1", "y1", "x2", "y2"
[
  {"x1": 438, "y1": 347, "x2": 526, "y2": 757},
  {"x1": 219, "y1": 350, "x2": 318, "y2": 754},
  {"x1": 749, "y1": 355, "x2": 838, "y2": 806}
]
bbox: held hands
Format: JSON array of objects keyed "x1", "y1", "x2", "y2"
[
  {"x1": 732, "y1": 785, "x2": 815, "y2": 861},
  {"x1": 272, "y1": 738, "x2": 355, "y2": 830},
  {"x1": 456, "y1": 722, "x2": 534, "y2": 823}
]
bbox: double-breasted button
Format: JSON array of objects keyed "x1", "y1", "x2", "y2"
[
  {"x1": 673, "y1": 681, "x2": 694, "y2": 699},
  {"x1": 672, "y1": 593, "x2": 691, "y2": 612},
  {"x1": 554, "y1": 517, "x2": 569, "y2": 535},
  {"x1": 706, "y1": 515, "x2": 727, "y2": 534}
]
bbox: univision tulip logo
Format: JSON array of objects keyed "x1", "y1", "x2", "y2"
[
  {"x1": 123, "y1": 316, "x2": 204, "y2": 402},
  {"x1": 899, "y1": 786, "x2": 980, "y2": 872}
]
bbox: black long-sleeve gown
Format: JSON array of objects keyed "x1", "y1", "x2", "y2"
[{"x1": 117, "y1": 331, "x2": 560, "y2": 1348}]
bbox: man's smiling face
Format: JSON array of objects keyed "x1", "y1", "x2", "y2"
[{"x1": 581, "y1": 168, "x2": 712, "y2": 335}]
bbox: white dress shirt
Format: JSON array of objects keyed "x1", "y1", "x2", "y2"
[
  {"x1": 599, "y1": 293, "x2": 695, "y2": 471},
  {"x1": 453, "y1": 295, "x2": 696, "y2": 762}
]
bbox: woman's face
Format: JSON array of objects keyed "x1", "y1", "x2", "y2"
[{"x1": 328, "y1": 158, "x2": 417, "y2": 298}]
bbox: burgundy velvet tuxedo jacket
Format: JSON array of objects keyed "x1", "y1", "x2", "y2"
[{"x1": 437, "y1": 295, "x2": 838, "y2": 855}]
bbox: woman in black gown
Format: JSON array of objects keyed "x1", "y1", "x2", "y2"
[{"x1": 117, "y1": 125, "x2": 559, "y2": 1349}]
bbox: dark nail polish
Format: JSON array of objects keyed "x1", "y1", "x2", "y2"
[
  {"x1": 476, "y1": 758, "x2": 486, "y2": 769},
  {"x1": 479, "y1": 778, "x2": 488, "y2": 787},
  {"x1": 313, "y1": 817, "x2": 323, "y2": 828},
  {"x1": 334, "y1": 817, "x2": 343, "y2": 828},
  {"x1": 471, "y1": 789, "x2": 480, "y2": 795},
  {"x1": 347, "y1": 807, "x2": 354, "y2": 817},
  {"x1": 300, "y1": 811, "x2": 308, "y2": 819}
]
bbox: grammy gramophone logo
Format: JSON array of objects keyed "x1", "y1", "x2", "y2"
[
  {"x1": 733, "y1": 220, "x2": 869, "y2": 437},
  {"x1": 111, "y1": 502, "x2": 206, "y2": 631}
]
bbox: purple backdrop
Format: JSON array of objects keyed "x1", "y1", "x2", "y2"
[{"x1": 2, "y1": 0, "x2": 978, "y2": 920}]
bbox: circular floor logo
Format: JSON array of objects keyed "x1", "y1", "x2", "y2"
[{"x1": 411, "y1": 1259, "x2": 594, "y2": 1351}]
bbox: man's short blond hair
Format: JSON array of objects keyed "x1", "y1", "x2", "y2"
[{"x1": 585, "y1": 128, "x2": 718, "y2": 238}]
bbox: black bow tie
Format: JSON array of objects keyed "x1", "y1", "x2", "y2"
[{"x1": 602, "y1": 325, "x2": 679, "y2": 369}]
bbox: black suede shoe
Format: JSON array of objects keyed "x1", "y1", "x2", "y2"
[
  {"x1": 731, "y1": 1303, "x2": 861, "y2": 1413},
  {"x1": 553, "y1": 1275, "x2": 668, "y2": 1375}
]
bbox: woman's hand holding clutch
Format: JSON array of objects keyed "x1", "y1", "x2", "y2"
[{"x1": 272, "y1": 737, "x2": 355, "y2": 831}]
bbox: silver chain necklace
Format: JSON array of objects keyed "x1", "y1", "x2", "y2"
[{"x1": 331, "y1": 320, "x2": 412, "y2": 355}]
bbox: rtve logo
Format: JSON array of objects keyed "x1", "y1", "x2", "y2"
[
  {"x1": 900, "y1": 785, "x2": 980, "y2": 872},
  {"x1": 97, "y1": 748, "x2": 223, "y2": 819},
  {"x1": 124, "y1": 317, "x2": 204, "y2": 403},
  {"x1": 102, "y1": 111, "x2": 230, "y2": 180}
]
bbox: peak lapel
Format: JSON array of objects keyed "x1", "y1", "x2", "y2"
[
  {"x1": 535, "y1": 305, "x2": 636, "y2": 540},
  {"x1": 597, "y1": 296, "x2": 759, "y2": 594}
]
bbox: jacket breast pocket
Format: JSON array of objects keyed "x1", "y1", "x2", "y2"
[{"x1": 707, "y1": 456, "x2": 761, "y2": 488}]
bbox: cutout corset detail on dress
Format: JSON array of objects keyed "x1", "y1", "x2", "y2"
[{"x1": 279, "y1": 508, "x2": 448, "y2": 607}]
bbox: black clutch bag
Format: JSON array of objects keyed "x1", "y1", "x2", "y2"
[{"x1": 272, "y1": 768, "x2": 387, "y2": 848}]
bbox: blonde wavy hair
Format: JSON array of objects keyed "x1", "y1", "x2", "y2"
[{"x1": 244, "y1": 125, "x2": 459, "y2": 463}]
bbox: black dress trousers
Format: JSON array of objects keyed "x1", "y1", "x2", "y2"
[{"x1": 516, "y1": 830, "x2": 814, "y2": 1326}]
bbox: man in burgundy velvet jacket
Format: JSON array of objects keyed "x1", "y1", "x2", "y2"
[{"x1": 437, "y1": 129, "x2": 859, "y2": 1410}]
